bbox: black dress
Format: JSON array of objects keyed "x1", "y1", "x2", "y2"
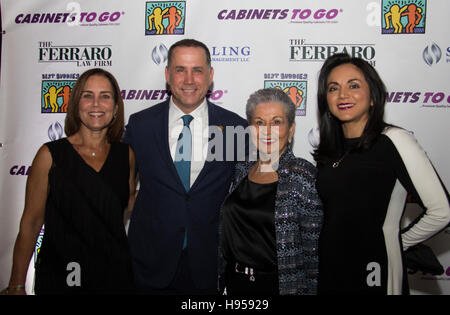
[
  {"x1": 34, "y1": 138, "x2": 134, "y2": 294},
  {"x1": 317, "y1": 136, "x2": 414, "y2": 295},
  {"x1": 221, "y1": 176, "x2": 279, "y2": 294}
]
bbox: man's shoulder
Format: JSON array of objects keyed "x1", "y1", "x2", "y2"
[
  {"x1": 128, "y1": 100, "x2": 169, "y2": 123},
  {"x1": 208, "y1": 101, "x2": 247, "y2": 126}
]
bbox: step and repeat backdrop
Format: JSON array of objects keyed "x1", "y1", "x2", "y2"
[{"x1": 0, "y1": 0, "x2": 449, "y2": 294}]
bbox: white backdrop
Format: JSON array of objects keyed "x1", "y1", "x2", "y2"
[{"x1": 1, "y1": 0, "x2": 449, "y2": 294}]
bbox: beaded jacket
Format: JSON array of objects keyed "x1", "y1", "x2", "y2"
[{"x1": 218, "y1": 148, "x2": 323, "y2": 295}]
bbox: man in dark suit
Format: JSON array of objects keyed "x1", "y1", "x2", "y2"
[{"x1": 123, "y1": 39, "x2": 248, "y2": 294}]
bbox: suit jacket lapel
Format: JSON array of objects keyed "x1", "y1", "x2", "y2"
[{"x1": 154, "y1": 100, "x2": 186, "y2": 193}]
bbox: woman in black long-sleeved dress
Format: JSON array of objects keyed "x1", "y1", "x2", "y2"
[{"x1": 314, "y1": 53, "x2": 450, "y2": 295}]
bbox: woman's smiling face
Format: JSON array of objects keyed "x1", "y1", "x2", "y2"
[
  {"x1": 250, "y1": 102, "x2": 294, "y2": 156},
  {"x1": 326, "y1": 63, "x2": 373, "y2": 138}
]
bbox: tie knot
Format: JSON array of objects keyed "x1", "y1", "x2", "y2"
[{"x1": 181, "y1": 115, "x2": 193, "y2": 127}]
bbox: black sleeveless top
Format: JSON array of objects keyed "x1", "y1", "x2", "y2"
[
  {"x1": 34, "y1": 138, "x2": 134, "y2": 294},
  {"x1": 221, "y1": 176, "x2": 278, "y2": 272}
]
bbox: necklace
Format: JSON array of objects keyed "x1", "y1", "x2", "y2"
[
  {"x1": 70, "y1": 137, "x2": 109, "y2": 160},
  {"x1": 332, "y1": 150, "x2": 350, "y2": 168},
  {"x1": 73, "y1": 145, "x2": 101, "y2": 158}
]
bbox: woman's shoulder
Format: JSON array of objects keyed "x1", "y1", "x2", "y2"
[
  {"x1": 382, "y1": 125, "x2": 414, "y2": 141},
  {"x1": 44, "y1": 137, "x2": 69, "y2": 148},
  {"x1": 30, "y1": 143, "x2": 53, "y2": 174},
  {"x1": 280, "y1": 152, "x2": 318, "y2": 182},
  {"x1": 283, "y1": 152, "x2": 317, "y2": 173},
  {"x1": 381, "y1": 126, "x2": 419, "y2": 151},
  {"x1": 43, "y1": 138, "x2": 72, "y2": 159},
  {"x1": 234, "y1": 160, "x2": 254, "y2": 175}
]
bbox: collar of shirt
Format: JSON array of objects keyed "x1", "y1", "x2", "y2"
[
  {"x1": 168, "y1": 97, "x2": 208, "y2": 128},
  {"x1": 168, "y1": 97, "x2": 209, "y2": 187}
]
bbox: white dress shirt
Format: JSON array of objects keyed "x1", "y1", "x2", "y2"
[{"x1": 168, "y1": 98, "x2": 209, "y2": 188}]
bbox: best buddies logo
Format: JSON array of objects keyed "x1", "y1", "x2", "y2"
[
  {"x1": 145, "y1": 1, "x2": 186, "y2": 35},
  {"x1": 381, "y1": 0, "x2": 426, "y2": 34},
  {"x1": 264, "y1": 73, "x2": 308, "y2": 116},
  {"x1": 41, "y1": 76, "x2": 77, "y2": 114}
]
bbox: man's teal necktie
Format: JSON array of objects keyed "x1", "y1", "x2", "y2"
[{"x1": 174, "y1": 114, "x2": 193, "y2": 249}]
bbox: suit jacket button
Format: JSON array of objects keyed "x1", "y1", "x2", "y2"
[
  {"x1": 185, "y1": 194, "x2": 190, "y2": 200},
  {"x1": 179, "y1": 227, "x2": 185, "y2": 233}
]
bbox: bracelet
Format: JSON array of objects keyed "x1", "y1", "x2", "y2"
[
  {"x1": 0, "y1": 285, "x2": 25, "y2": 295},
  {"x1": 7, "y1": 285, "x2": 25, "y2": 292}
]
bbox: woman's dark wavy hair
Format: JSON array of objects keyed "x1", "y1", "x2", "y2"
[{"x1": 313, "y1": 53, "x2": 389, "y2": 165}]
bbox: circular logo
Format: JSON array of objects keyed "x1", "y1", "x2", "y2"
[{"x1": 423, "y1": 43, "x2": 442, "y2": 66}]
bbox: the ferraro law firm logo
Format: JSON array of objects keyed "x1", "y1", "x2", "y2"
[
  {"x1": 382, "y1": 0, "x2": 426, "y2": 34},
  {"x1": 145, "y1": 1, "x2": 186, "y2": 35},
  {"x1": 38, "y1": 41, "x2": 113, "y2": 67},
  {"x1": 289, "y1": 39, "x2": 376, "y2": 66}
]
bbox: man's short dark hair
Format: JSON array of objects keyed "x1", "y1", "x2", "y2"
[{"x1": 167, "y1": 39, "x2": 211, "y2": 68}]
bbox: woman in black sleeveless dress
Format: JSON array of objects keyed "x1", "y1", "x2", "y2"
[{"x1": 5, "y1": 69, "x2": 136, "y2": 294}]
